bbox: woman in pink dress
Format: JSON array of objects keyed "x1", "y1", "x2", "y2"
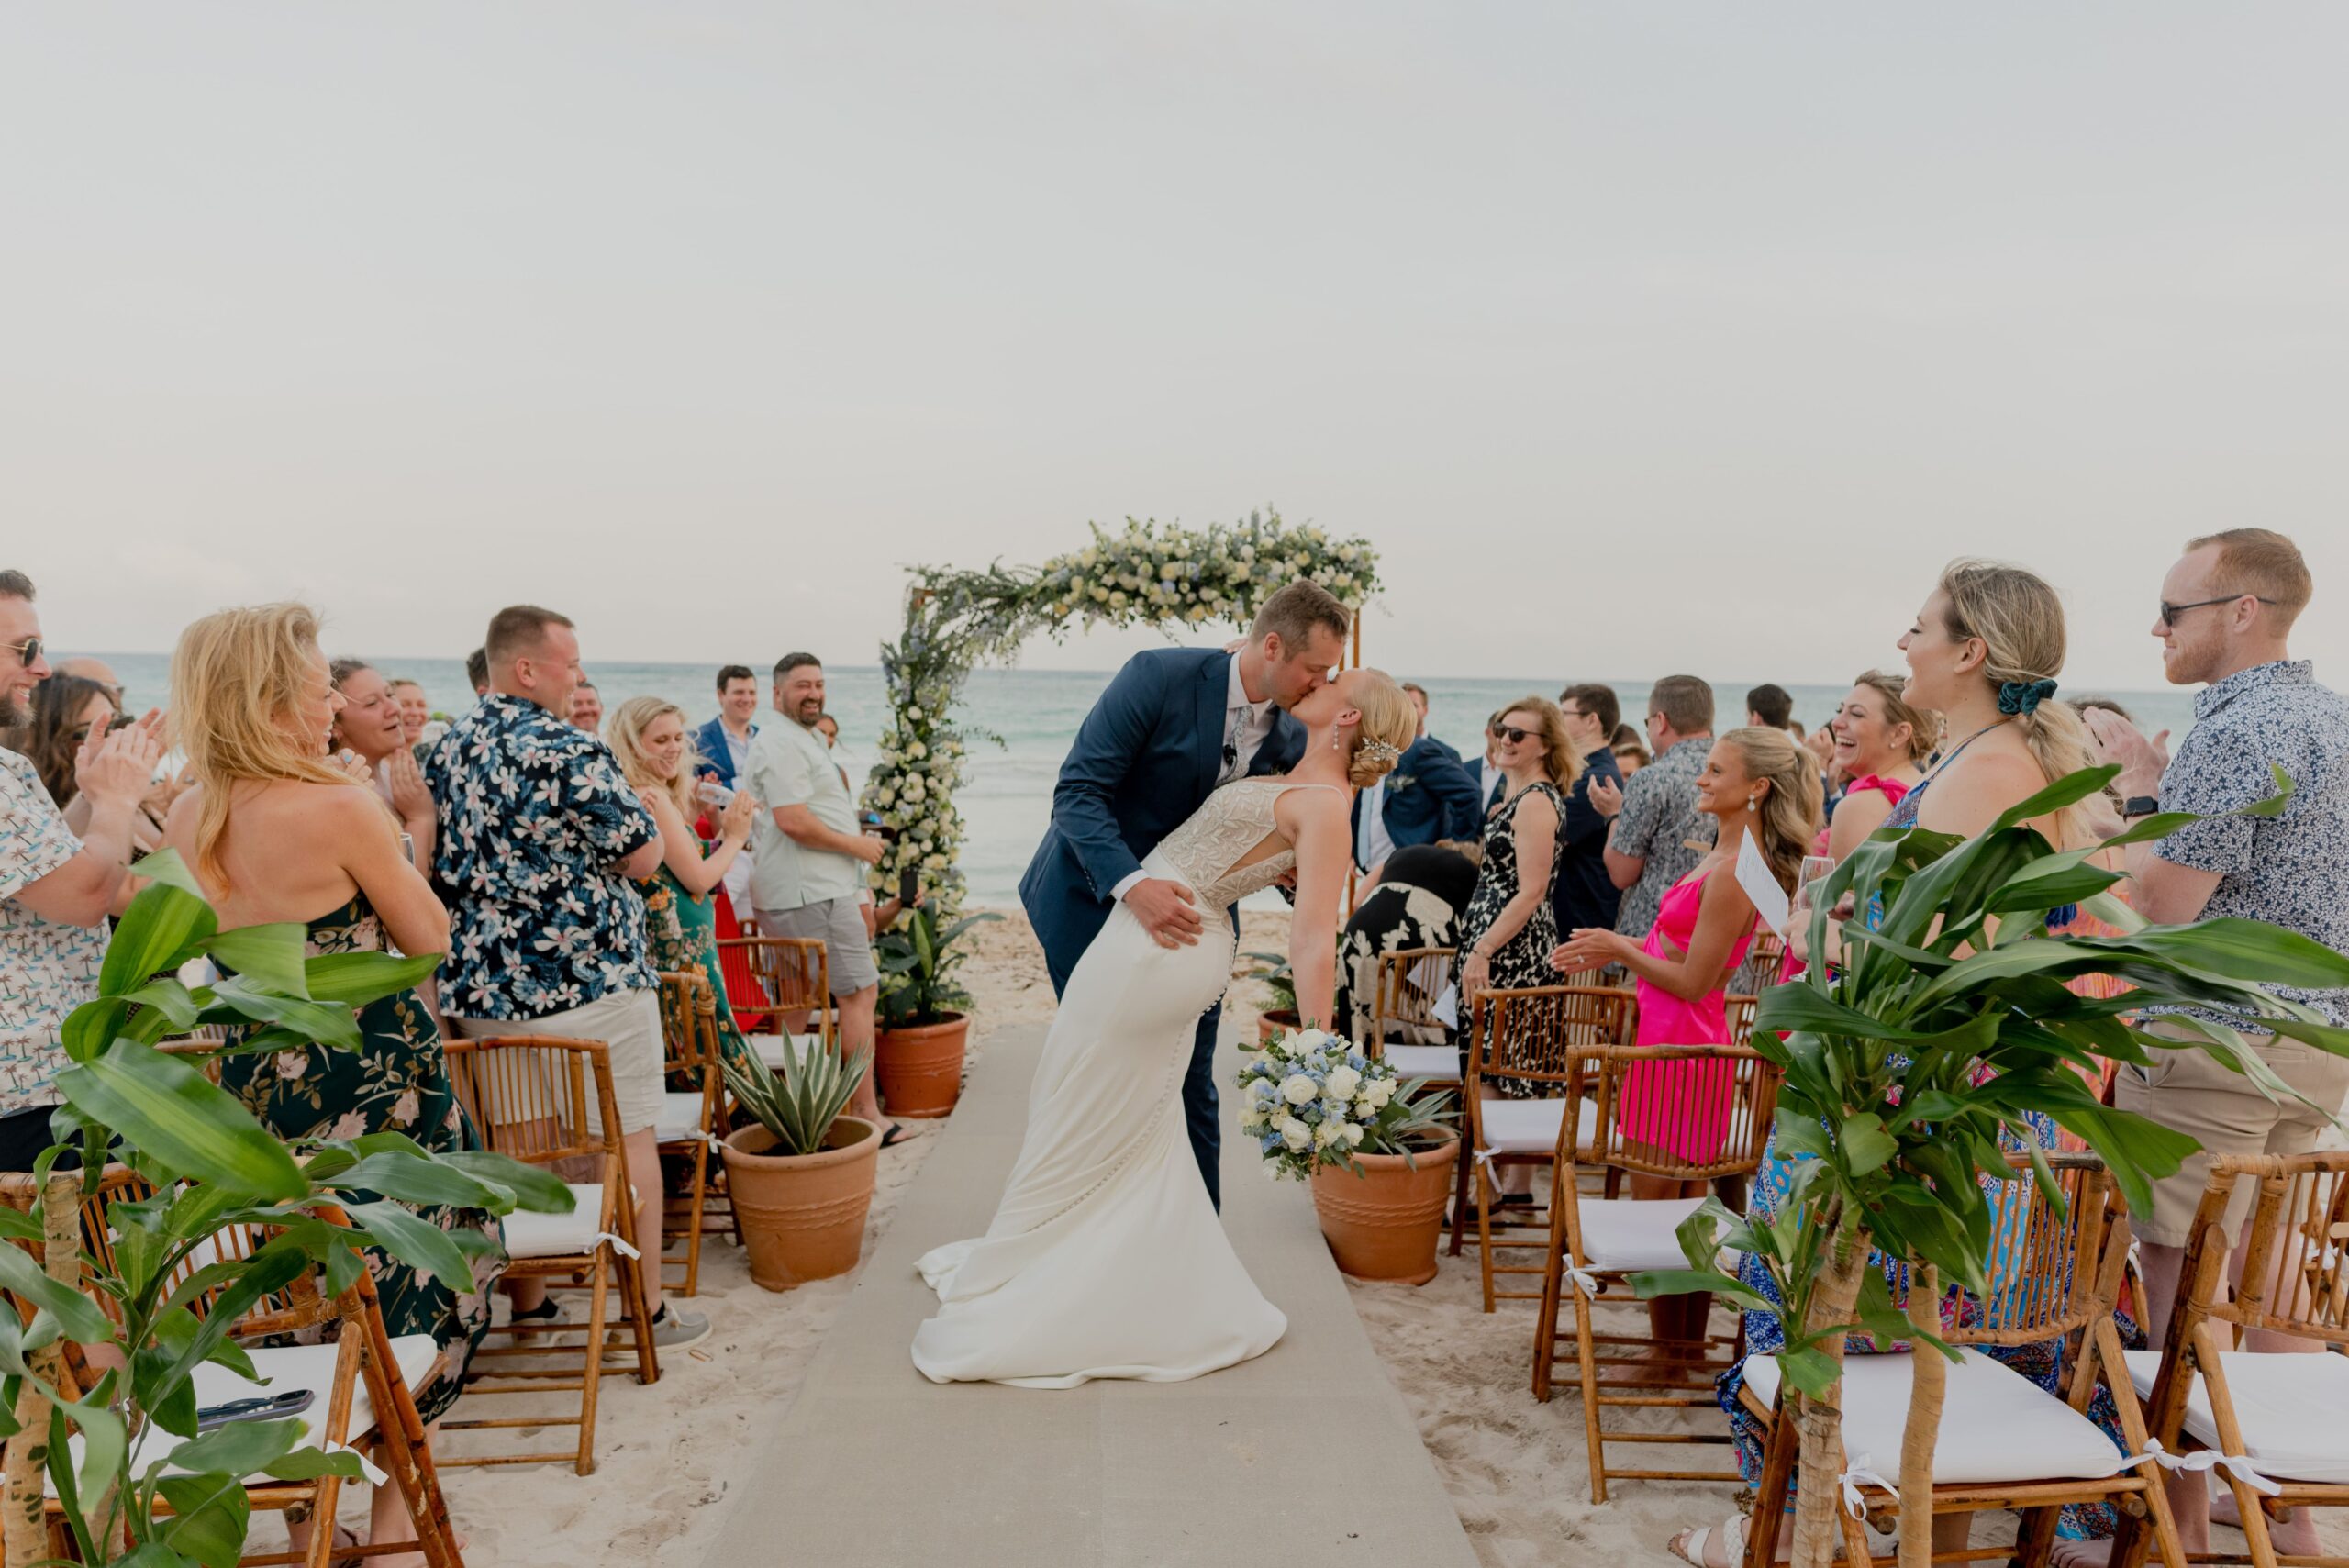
[{"x1": 1551, "y1": 726, "x2": 1821, "y2": 1360}]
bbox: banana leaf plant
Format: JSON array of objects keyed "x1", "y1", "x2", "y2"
[
  {"x1": 0, "y1": 851, "x2": 573, "y2": 1568},
  {"x1": 873, "y1": 906, "x2": 1001, "y2": 1029},
  {"x1": 1631, "y1": 765, "x2": 2349, "y2": 1568}
]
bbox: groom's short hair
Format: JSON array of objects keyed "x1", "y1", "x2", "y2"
[{"x1": 1251, "y1": 580, "x2": 1350, "y2": 654}]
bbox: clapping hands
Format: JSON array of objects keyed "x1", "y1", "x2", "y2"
[{"x1": 74, "y1": 709, "x2": 165, "y2": 809}]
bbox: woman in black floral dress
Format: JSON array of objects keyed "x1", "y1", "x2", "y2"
[{"x1": 1454, "y1": 697, "x2": 1582, "y2": 1106}]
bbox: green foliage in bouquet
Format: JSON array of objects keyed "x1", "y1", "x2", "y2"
[
  {"x1": 1, "y1": 851, "x2": 572, "y2": 1568},
  {"x1": 874, "y1": 906, "x2": 1003, "y2": 1029}
]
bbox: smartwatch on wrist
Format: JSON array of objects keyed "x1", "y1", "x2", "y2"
[{"x1": 2119, "y1": 795, "x2": 2161, "y2": 819}]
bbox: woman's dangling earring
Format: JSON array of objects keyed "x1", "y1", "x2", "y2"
[{"x1": 1748, "y1": 796, "x2": 1761, "y2": 812}]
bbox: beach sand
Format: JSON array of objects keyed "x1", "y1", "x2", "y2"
[{"x1": 414, "y1": 907, "x2": 2339, "y2": 1567}]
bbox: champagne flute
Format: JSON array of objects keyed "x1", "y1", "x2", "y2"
[{"x1": 1787, "y1": 854, "x2": 1835, "y2": 929}]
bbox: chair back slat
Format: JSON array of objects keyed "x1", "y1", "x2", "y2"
[
  {"x1": 719, "y1": 937, "x2": 832, "y2": 1045},
  {"x1": 442, "y1": 1035, "x2": 616, "y2": 1165},
  {"x1": 1723, "y1": 995, "x2": 1760, "y2": 1050},
  {"x1": 1568, "y1": 1044, "x2": 1778, "y2": 1180},
  {"x1": 1470, "y1": 986, "x2": 1635, "y2": 1089},
  {"x1": 2220, "y1": 1152, "x2": 2349, "y2": 1345},
  {"x1": 1364, "y1": 947, "x2": 1454, "y2": 1053},
  {"x1": 1950, "y1": 1152, "x2": 2115, "y2": 1346}
]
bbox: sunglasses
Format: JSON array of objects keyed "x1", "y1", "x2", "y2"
[
  {"x1": 2157, "y1": 594, "x2": 2271, "y2": 628},
  {"x1": 2, "y1": 636, "x2": 41, "y2": 667},
  {"x1": 1490, "y1": 724, "x2": 1537, "y2": 745}
]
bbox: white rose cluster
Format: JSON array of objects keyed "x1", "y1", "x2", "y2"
[
  {"x1": 1234, "y1": 1022, "x2": 1407, "y2": 1182},
  {"x1": 1031, "y1": 512, "x2": 1379, "y2": 634}
]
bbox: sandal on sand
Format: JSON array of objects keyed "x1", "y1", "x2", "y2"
[
  {"x1": 881, "y1": 1122, "x2": 912, "y2": 1149},
  {"x1": 1669, "y1": 1515, "x2": 1746, "y2": 1568}
]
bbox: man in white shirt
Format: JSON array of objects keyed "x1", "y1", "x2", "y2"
[{"x1": 747, "y1": 652, "x2": 893, "y2": 1134}]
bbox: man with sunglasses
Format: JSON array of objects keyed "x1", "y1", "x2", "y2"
[
  {"x1": 0, "y1": 571, "x2": 165, "y2": 1170},
  {"x1": 2083, "y1": 528, "x2": 2349, "y2": 1561}
]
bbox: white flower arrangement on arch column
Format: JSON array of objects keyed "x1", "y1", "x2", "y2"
[{"x1": 863, "y1": 509, "x2": 1381, "y2": 923}]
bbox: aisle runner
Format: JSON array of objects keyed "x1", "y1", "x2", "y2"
[{"x1": 699, "y1": 1018, "x2": 1480, "y2": 1568}]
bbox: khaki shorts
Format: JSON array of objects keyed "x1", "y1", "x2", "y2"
[
  {"x1": 449, "y1": 986, "x2": 665, "y2": 1139},
  {"x1": 2113, "y1": 1019, "x2": 2349, "y2": 1247},
  {"x1": 756, "y1": 897, "x2": 878, "y2": 995}
]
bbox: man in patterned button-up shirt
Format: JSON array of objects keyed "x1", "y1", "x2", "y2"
[
  {"x1": 428, "y1": 604, "x2": 707, "y2": 1346},
  {"x1": 2088, "y1": 528, "x2": 2349, "y2": 1557}
]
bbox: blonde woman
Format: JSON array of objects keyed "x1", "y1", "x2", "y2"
[
  {"x1": 605, "y1": 696, "x2": 763, "y2": 1084},
  {"x1": 328, "y1": 658, "x2": 436, "y2": 876},
  {"x1": 1820, "y1": 669, "x2": 1939, "y2": 863},
  {"x1": 162, "y1": 604, "x2": 496, "y2": 1568},
  {"x1": 915, "y1": 669, "x2": 1419, "y2": 1386}
]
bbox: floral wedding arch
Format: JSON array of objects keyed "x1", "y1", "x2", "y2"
[{"x1": 862, "y1": 509, "x2": 1381, "y2": 920}]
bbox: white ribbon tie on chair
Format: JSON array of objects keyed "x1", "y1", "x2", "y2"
[
  {"x1": 1564, "y1": 1264, "x2": 1603, "y2": 1298},
  {"x1": 322, "y1": 1442, "x2": 391, "y2": 1487},
  {"x1": 593, "y1": 1230, "x2": 643, "y2": 1261},
  {"x1": 2116, "y1": 1437, "x2": 2282, "y2": 1496},
  {"x1": 1838, "y1": 1453, "x2": 1898, "y2": 1518}
]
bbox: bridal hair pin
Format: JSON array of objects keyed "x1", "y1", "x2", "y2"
[{"x1": 1355, "y1": 739, "x2": 1402, "y2": 769}]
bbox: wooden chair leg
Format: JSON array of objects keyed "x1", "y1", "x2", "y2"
[
  {"x1": 1576, "y1": 1275, "x2": 1607, "y2": 1503},
  {"x1": 1475, "y1": 1158, "x2": 1497, "y2": 1312},
  {"x1": 1447, "y1": 1133, "x2": 1474, "y2": 1257},
  {"x1": 2013, "y1": 1504, "x2": 2061, "y2": 1568},
  {"x1": 576, "y1": 1251, "x2": 612, "y2": 1475},
  {"x1": 680, "y1": 1142, "x2": 707, "y2": 1297},
  {"x1": 1531, "y1": 1158, "x2": 1570, "y2": 1401},
  {"x1": 1745, "y1": 1409, "x2": 1796, "y2": 1568}
]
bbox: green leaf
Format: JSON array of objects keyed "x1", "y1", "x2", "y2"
[
  {"x1": 1770, "y1": 1106, "x2": 1830, "y2": 1161},
  {"x1": 323, "y1": 1151, "x2": 511, "y2": 1210},
  {"x1": 1840, "y1": 1112, "x2": 1898, "y2": 1175},
  {"x1": 157, "y1": 1473, "x2": 252, "y2": 1568},
  {"x1": 298, "y1": 950, "x2": 443, "y2": 1006},
  {"x1": 163, "y1": 1413, "x2": 304, "y2": 1477},
  {"x1": 203, "y1": 977, "x2": 362, "y2": 1053},
  {"x1": 117, "y1": 1543, "x2": 199, "y2": 1568},
  {"x1": 101, "y1": 853, "x2": 220, "y2": 996},
  {"x1": 261, "y1": 1445, "x2": 371, "y2": 1482},
  {"x1": 343, "y1": 1199, "x2": 476, "y2": 1289},
  {"x1": 0, "y1": 1239, "x2": 113, "y2": 1344},
  {"x1": 430, "y1": 1151, "x2": 575, "y2": 1212},
  {"x1": 1629, "y1": 1269, "x2": 1776, "y2": 1311},
  {"x1": 1776, "y1": 1346, "x2": 1843, "y2": 1400},
  {"x1": 120, "y1": 977, "x2": 204, "y2": 1034},
  {"x1": 2240, "y1": 762, "x2": 2294, "y2": 817},
  {"x1": 61, "y1": 997, "x2": 133, "y2": 1065},
  {"x1": 55, "y1": 1040, "x2": 308, "y2": 1201},
  {"x1": 1988, "y1": 764, "x2": 2121, "y2": 834},
  {"x1": 2097, "y1": 920, "x2": 2349, "y2": 991},
  {"x1": 201, "y1": 923, "x2": 312, "y2": 998},
  {"x1": 64, "y1": 1390, "x2": 127, "y2": 1528}
]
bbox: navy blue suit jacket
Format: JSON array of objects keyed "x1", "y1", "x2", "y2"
[
  {"x1": 1350, "y1": 736, "x2": 1482, "y2": 870},
  {"x1": 692, "y1": 716, "x2": 755, "y2": 790},
  {"x1": 1019, "y1": 649, "x2": 1304, "y2": 975}
]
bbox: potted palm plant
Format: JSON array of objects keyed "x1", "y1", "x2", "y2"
[
  {"x1": 1634, "y1": 765, "x2": 2349, "y2": 1568},
  {"x1": 721, "y1": 1040, "x2": 882, "y2": 1289},
  {"x1": 871, "y1": 906, "x2": 1001, "y2": 1117}
]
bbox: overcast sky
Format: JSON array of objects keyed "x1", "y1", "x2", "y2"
[{"x1": 5, "y1": 4, "x2": 2343, "y2": 690}]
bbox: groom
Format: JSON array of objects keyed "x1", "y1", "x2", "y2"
[{"x1": 1019, "y1": 579, "x2": 1353, "y2": 1209}]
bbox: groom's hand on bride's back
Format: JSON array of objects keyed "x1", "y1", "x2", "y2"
[{"x1": 1124, "y1": 878, "x2": 1204, "y2": 948}]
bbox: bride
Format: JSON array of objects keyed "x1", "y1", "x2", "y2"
[{"x1": 912, "y1": 668, "x2": 1422, "y2": 1387}]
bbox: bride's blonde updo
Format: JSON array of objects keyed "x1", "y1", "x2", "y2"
[{"x1": 1345, "y1": 671, "x2": 1421, "y2": 788}]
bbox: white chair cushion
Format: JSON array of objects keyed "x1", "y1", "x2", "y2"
[
  {"x1": 1572, "y1": 1195, "x2": 1710, "y2": 1272},
  {"x1": 501, "y1": 1182, "x2": 607, "y2": 1260},
  {"x1": 1742, "y1": 1349, "x2": 2129, "y2": 1485},
  {"x1": 2122, "y1": 1348, "x2": 2349, "y2": 1485},
  {"x1": 1382, "y1": 1044, "x2": 1462, "y2": 1081},
  {"x1": 748, "y1": 1033, "x2": 814, "y2": 1072},
  {"x1": 54, "y1": 1333, "x2": 440, "y2": 1493},
  {"x1": 654, "y1": 1090, "x2": 710, "y2": 1143},
  {"x1": 1478, "y1": 1097, "x2": 1599, "y2": 1156}
]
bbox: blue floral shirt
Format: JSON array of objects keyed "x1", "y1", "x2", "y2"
[{"x1": 424, "y1": 694, "x2": 659, "y2": 1020}]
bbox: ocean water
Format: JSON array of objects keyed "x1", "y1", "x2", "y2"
[{"x1": 91, "y1": 655, "x2": 2199, "y2": 907}]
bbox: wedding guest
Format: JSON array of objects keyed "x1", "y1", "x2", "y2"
[
  {"x1": 568, "y1": 680, "x2": 604, "y2": 733},
  {"x1": 1553, "y1": 684, "x2": 1626, "y2": 936},
  {"x1": 464, "y1": 647, "x2": 488, "y2": 696},
  {"x1": 1743, "y1": 683, "x2": 1793, "y2": 732},
  {"x1": 1609, "y1": 724, "x2": 1650, "y2": 775},
  {"x1": 746, "y1": 653, "x2": 896, "y2": 1141},
  {"x1": 607, "y1": 697, "x2": 764, "y2": 1084},
  {"x1": 1399, "y1": 683, "x2": 1463, "y2": 762},
  {"x1": 1820, "y1": 670, "x2": 1937, "y2": 863},
  {"x1": 1471, "y1": 712, "x2": 1509, "y2": 816},
  {"x1": 8, "y1": 673, "x2": 119, "y2": 811},
  {"x1": 694, "y1": 665, "x2": 761, "y2": 792},
  {"x1": 389, "y1": 677, "x2": 432, "y2": 748},
  {"x1": 425, "y1": 606, "x2": 707, "y2": 1349},
  {"x1": 163, "y1": 603, "x2": 497, "y2": 1563},
  {"x1": 0, "y1": 571, "x2": 161, "y2": 1172},
  {"x1": 56, "y1": 655, "x2": 125, "y2": 710},
  {"x1": 1353, "y1": 707, "x2": 1479, "y2": 886},
  {"x1": 1593, "y1": 675, "x2": 1715, "y2": 946},
  {"x1": 1553, "y1": 726, "x2": 1818, "y2": 1373},
  {"x1": 1333, "y1": 839, "x2": 1480, "y2": 1048},
  {"x1": 329, "y1": 659, "x2": 437, "y2": 877},
  {"x1": 2086, "y1": 528, "x2": 2347, "y2": 1562}
]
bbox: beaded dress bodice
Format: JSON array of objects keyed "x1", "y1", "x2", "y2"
[{"x1": 1152, "y1": 778, "x2": 1342, "y2": 911}]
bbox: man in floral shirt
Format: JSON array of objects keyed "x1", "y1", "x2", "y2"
[
  {"x1": 426, "y1": 604, "x2": 707, "y2": 1348},
  {"x1": 1592, "y1": 674, "x2": 1719, "y2": 944}
]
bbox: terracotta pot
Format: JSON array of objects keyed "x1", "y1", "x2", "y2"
[
  {"x1": 721, "y1": 1117, "x2": 880, "y2": 1291},
  {"x1": 1255, "y1": 1007, "x2": 1302, "y2": 1044},
  {"x1": 874, "y1": 1012, "x2": 969, "y2": 1118},
  {"x1": 1308, "y1": 1138, "x2": 1460, "y2": 1285}
]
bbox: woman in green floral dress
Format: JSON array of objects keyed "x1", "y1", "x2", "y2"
[{"x1": 606, "y1": 697, "x2": 763, "y2": 1083}]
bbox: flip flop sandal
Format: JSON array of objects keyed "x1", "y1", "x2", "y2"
[
  {"x1": 1669, "y1": 1515, "x2": 1747, "y2": 1568},
  {"x1": 881, "y1": 1122, "x2": 911, "y2": 1149}
]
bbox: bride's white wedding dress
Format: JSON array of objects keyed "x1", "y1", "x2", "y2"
[{"x1": 912, "y1": 777, "x2": 1340, "y2": 1388}]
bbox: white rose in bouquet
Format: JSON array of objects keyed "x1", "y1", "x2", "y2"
[
  {"x1": 1312, "y1": 1119, "x2": 1341, "y2": 1150},
  {"x1": 1324, "y1": 1064, "x2": 1362, "y2": 1100},
  {"x1": 1362, "y1": 1077, "x2": 1397, "y2": 1109},
  {"x1": 1342, "y1": 1123, "x2": 1365, "y2": 1148},
  {"x1": 1280, "y1": 1073, "x2": 1319, "y2": 1106},
  {"x1": 1239, "y1": 1103, "x2": 1267, "y2": 1132},
  {"x1": 1279, "y1": 1118, "x2": 1312, "y2": 1152}
]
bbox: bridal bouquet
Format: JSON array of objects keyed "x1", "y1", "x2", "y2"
[{"x1": 1236, "y1": 1025, "x2": 1406, "y2": 1181}]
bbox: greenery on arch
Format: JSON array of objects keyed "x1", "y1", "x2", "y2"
[{"x1": 861, "y1": 509, "x2": 1380, "y2": 923}]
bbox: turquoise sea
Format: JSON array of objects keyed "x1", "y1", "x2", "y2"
[{"x1": 91, "y1": 655, "x2": 2199, "y2": 908}]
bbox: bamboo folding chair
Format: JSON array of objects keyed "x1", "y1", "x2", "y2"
[
  {"x1": 652, "y1": 971, "x2": 728, "y2": 1296},
  {"x1": 1740, "y1": 1152, "x2": 2185, "y2": 1568},
  {"x1": 1361, "y1": 946, "x2": 1462, "y2": 1087},
  {"x1": 7, "y1": 1174, "x2": 466, "y2": 1568},
  {"x1": 439, "y1": 1036, "x2": 658, "y2": 1475},
  {"x1": 1529, "y1": 1044, "x2": 1777, "y2": 1500},
  {"x1": 719, "y1": 936, "x2": 833, "y2": 1073},
  {"x1": 2115, "y1": 1151, "x2": 2349, "y2": 1568},
  {"x1": 1723, "y1": 994, "x2": 1761, "y2": 1050},
  {"x1": 1453, "y1": 984, "x2": 1637, "y2": 1296}
]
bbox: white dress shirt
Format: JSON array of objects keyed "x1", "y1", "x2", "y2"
[
  {"x1": 1113, "y1": 657, "x2": 1273, "y2": 903},
  {"x1": 1355, "y1": 777, "x2": 1395, "y2": 872}
]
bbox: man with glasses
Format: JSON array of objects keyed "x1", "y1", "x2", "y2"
[
  {"x1": 1553, "y1": 684, "x2": 1627, "y2": 936},
  {"x1": 0, "y1": 571, "x2": 164, "y2": 1170},
  {"x1": 2085, "y1": 528, "x2": 2349, "y2": 1561},
  {"x1": 1587, "y1": 674, "x2": 1716, "y2": 947}
]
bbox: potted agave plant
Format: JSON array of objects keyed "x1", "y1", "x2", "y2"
[
  {"x1": 871, "y1": 906, "x2": 1001, "y2": 1118},
  {"x1": 721, "y1": 1040, "x2": 882, "y2": 1290},
  {"x1": 1241, "y1": 950, "x2": 1302, "y2": 1044},
  {"x1": 1239, "y1": 1025, "x2": 1462, "y2": 1284}
]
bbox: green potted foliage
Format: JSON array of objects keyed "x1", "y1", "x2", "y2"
[
  {"x1": 0, "y1": 851, "x2": 571, "y2": 1568},
  {"x1": 721, "y1": 1040, "x2": 882, "y2": 1290},
  {"x1": 871, "y1": 906, "x2": 1001, "y2": 1118},
  {"x1": 1241, "y1": 950, "x2": 1301, "y2": 1043},
  {"x1": 1634, "y1": 767, "x2": 2349, "y2": 1568}
]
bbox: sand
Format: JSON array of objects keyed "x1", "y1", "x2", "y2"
[{"x1": 398, "y1": 907, "x2": 2341, "y2": 1567}]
